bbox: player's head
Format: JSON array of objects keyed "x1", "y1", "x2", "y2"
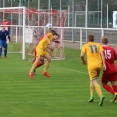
[
  {"x1": 102, "y1": 36, "x2": 108, "y2": 45},
  {"x1": 53, "y1": 32, "x2": 59, "y2": 39},
  {"x1": 46, "y1": 23, "x2": 52, "y2": 30},
  {"x1": 1, "y1": 26, "x2": 5, "y2": 32},
  {"x1": 88, "y1": 34, "x2": 94, "y2": 42},
  {"x1": 49, "y1": 29, "x2": 56, "y2": 34}
]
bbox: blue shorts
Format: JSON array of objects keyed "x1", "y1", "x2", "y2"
[{"x1": 0, "y1": 40, "x2": 8, "y2": 48}]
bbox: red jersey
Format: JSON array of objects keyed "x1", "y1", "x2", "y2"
[
  {"x1": 1, "y1": 20, "x2": 11, "y2": 29},
  {"x1": 102, "y1": 45, "x2": 117, "y2": 74}
]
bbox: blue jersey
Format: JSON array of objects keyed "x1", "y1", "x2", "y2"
[{"x1": 0, "y1": 30, "x2": 9, "y2": 41}]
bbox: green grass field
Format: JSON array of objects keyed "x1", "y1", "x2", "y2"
[{"x1": 0, "y1": 48, "x2": 117, "y2": 117}]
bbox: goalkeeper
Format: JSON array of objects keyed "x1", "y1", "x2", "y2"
[{"x1": 0, "y1": 26, "x2": 10, "y2": 58}]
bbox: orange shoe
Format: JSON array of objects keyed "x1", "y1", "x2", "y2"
[
  {"x1": 29, "y1": 72, "x2": 34, "y2": 79},
  {"x1": 42, "y1": 72, "x2": 50, "y2": 77}
]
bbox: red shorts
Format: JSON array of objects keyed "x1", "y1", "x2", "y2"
[
  {"x1": 102, "y1": 73, "x2": 117, "y2": 83},
  {"x1": 32, "y1": 48, "x2": 44, "y2": 63}
]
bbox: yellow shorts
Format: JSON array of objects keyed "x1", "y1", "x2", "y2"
[
  {"x1": 88, "y1": 65, "x2": 102, "y2": 80},
  {"x1": 36, "y1": 48, "x2": 49, "y2": 58}
]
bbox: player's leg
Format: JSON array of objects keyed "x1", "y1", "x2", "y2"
[
  {"x1": 89, "y1": 66, "x2": 105, "y2": 106},
  {"x1": 36, "y1": 59, "x2": 44, "y2": 68},
  {"x1": 32, "y1": 48, "x2": 44, "y2": 75},
  {"x1": 0, "y1": 40, "x2": 3, "y2": 58},
  {"x1": 88, "y1": 70, "x2": 95, "y2": 102},
  {"x1": 110, "y1": 80, "x2": 117, "y2": 102},
  {"x1": 102, "y1": 74, "x2": 115, "y2": 95},
  {"x1": 42, "y1": 51, "x2": 51, "y2": 77},
  {"x1": 3, "y1": 40, "x2": 8, "y2": 58},
  {"x1": 4, "y1": 48, "x2": 7, "y2": 58},
  {"x1": 33, "y1": 57, "x2": 44, "y2": 75},
  {"x1": 92, "y1": 78, "x2": 105, "y2": 106},
  {"x1": 32, "y1": 58, "x2": 36, "y2": 75},
  {"x1": 88, "y1": 81, "x2": 95, "y2": 102},
  {"x1": 102, "y1": 83, "x2": 115, "y2": 95},
  {"x1": 29, "y1": 48, "x2": 44, "y2": 79},
  {"x1": 111, "y1": 73, "x2": 117, "y2": 92}
]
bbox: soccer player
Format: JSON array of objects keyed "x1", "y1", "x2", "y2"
[
  {"x1": 101, "y1": 36, "x2": 117, "y2": 102},
  {"x1": 32, "y1": 23, "x2": 59, "y2": 75},
  {"x1": 80, "y1": 34, "x2": 106, "y2": 106},
  {"x1": 0, "y1": 26, "x2": 10, "y2": 58},
  {"x1": 29, "y1": 30, "x2": 59, "y2": 79}
]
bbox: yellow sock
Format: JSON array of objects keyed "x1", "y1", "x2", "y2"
[
  {"x1": 44, "y1": 61, "x2": 50, "y2": 72},
  {"x1": 90, "y1": 82, "x2": 95, "y2": 97},
  {"x1": 94, "y1": 84, "x2": 103, "y2": 97},
  {"x1": 30, "y1": 62, "x2": 37, "y2": 72}
]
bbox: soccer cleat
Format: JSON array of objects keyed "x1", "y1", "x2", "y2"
[
  {"x1": 99, "y1": 96, "x2": 105, "y2": 106},
  {"x1": 34, "y1": 69, "x2": 36, "y2": 75},
  {"x1": 115, "y1": 99, "x2": 117, "y2": 103},
  {"x1": 42, "y1": 72, "x2": 50, "y2": 77},
  {"x1": 110, "y1": 99, "x2": 117, "y2": 102},
  {"x1": 88, "y1": 96, "x2": 94, "y2": 102},
  {"x1": 29, "y1": 72, "x2": 34, "y2": 79},
  {"x1": 110, "y1": 92, "x2": 117, "y2": 102},
  {"x1": 113, "y1": 92, "x2": 117, "y2": 102}
]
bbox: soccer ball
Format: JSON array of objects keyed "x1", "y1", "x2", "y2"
[{"x1": 46, "y1": 23, "x2": 52, "y2": 29}]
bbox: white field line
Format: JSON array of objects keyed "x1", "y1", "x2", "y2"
[
  {"x1": 0, "y1": 65, "x2": 88, "y2": 74},
  {"x1": 0, "y1": 57, "x2": 88, "y2": 74},
  {"x1": 0, "y1": 100, "x2": 83, "y2": 104},
  {"x1": 50, "y1": 65, "x2": 88, "y2": 74}
]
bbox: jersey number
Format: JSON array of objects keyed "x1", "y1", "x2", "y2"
[
  {"x1": 89, "y1": 45, "x2": 98, "y2": 53},
  {"x1": 104, "y1": 50, "x2": 111, "y2": 59}
]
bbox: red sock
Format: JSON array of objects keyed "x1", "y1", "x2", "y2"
[
  {"x1": 113, "y1": 85, "x2": 117, "y2": 92},
  {"x1": 32, "y1": 59, "x2": 36, "y2": 64},
  {"x1": 36, "y1": 61, "x2": 44, "y2": 68},
  {"x1": 103, "y1": 84, "x2": 115, "y2": 95}
]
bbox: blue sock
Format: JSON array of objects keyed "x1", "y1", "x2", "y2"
[
  {"x1": 0, "y1": 48, "x2": 2, "y2": 56},
  {"x1": 4, "y1": 49, "x2": 7, "y2": 57}
]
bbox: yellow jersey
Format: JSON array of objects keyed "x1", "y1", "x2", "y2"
[
  {"x1": 36, "y1": 33, "x2": 53, "y2": 50},
  {"x1": 81, "y1": 42, "x2": 104, "y2": 67}
]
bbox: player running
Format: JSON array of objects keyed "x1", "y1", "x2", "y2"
[
  {"x1": 101, "y1": 36, "x2": 117, "y2": 102},
  {"x1": 80, "y1": 34, "x2": 106, "y2": 106}
]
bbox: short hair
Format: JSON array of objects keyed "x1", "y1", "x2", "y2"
[
  {"x1": 53, "y1": 32, "x2": 58, "y2": 36},
  {"x1": 88, "y1": 34, "x2": 94, "y2": 42},
  {"x1": 50, "y1": 30, "x2": 56, "y2": 35},
  {"x1": 102, "y1": 36, "x2": 108, "y2": 44}
]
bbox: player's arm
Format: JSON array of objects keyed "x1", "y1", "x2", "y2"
[
  {"x1": 80, "y1": 45, "x2": 86, "y2": 65},
  {"x1": 8, "y1": 31, "x2": 10, "y2": 40},
  {"x1": 6, "y1": 30, "x2": 10, "y2": 43},
  {"x1": 47, "y1": 45, "x2": 54, "y2": 51},
  {"x1": 80, "y1": 52, "x2": 86, "y2": 65},
  {"x1": 52, "y1": 39, "x2": 60, "y2": 44},
  {"x1": 100, "y1": 51, "x2": 106, "y2": 71},
  {"x1": 113, "y1": 49, "x2": 117, "y2": 60}
]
